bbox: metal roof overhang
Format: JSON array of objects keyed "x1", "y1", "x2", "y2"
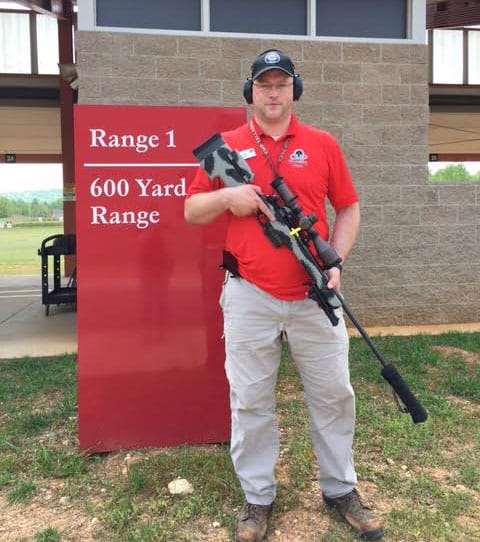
[
  {"x1": 427, "y1": 0, "x2": 480, "y2": 29},
  {"x1": 0, "y1": 75, "x2": 59, "y2": 105}
]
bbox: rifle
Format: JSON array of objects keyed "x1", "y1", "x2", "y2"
[{"x1": 193, "y1": 133, "x2": 428, "y2": 424}]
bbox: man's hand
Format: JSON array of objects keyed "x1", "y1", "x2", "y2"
[
  {"x1": 225, "y1": 185, "x2": 274, "y2": 221},
  {"x1": 325, "y1": 266, "x2": 341, "y2": 290},
  {"x1": 185, "y1": 184, "x2": 274, "y2": 225}
]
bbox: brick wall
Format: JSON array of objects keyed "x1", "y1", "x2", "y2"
[{"x1": 76, "y1": 31, "x2": 480, "y2": 326}]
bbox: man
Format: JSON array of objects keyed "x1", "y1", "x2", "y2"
[{"x1": 185, "y1": 49, "x2": 383, "y2": 542}]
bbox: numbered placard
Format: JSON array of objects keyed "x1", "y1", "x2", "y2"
[{"x1": 74, "y1": 105, "x2": 246, "y2": 452}]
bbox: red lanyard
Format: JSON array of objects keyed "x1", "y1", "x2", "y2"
[{"x1": 249, "y1": 121, "x2": 290, "y2": 178}]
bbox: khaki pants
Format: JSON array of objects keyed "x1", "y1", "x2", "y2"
[{"x1": 221, "y1": 275, "x2": 357, "y2": 505}]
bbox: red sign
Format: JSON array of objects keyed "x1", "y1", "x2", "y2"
[{"x1": 74, "y1": 105, "x2": 246, "y2": 452}]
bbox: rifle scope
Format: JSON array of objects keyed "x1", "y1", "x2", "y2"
[{"x1": 271, "y1": 177, "x2": 341, "y2": 270}]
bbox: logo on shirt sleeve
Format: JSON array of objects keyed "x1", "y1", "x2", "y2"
[{"x1": 288, "y1": 148, "x2": 308, "y2": 167}]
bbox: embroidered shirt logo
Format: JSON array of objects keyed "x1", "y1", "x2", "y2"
[
  {"x1": 289, "y1": 148, "x2": 308, "y2": 167},
  {"x1": 264, "y1": 51, "x2": 281, "y2": 64}
]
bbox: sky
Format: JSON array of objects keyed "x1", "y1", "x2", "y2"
[{"x1": 0, "y1": 164, "x2": 63, "y2": 193}]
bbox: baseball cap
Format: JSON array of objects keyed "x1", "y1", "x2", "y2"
[{"x1": 250, "y1": 50, "x2": 295, "y2": 80}]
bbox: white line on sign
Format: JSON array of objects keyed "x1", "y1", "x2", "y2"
[{"x1": 83, "y1": 163, "x2": 198, "y2": 168}]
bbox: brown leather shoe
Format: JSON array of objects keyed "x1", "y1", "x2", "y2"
[
  {"x1": 323, "y1": 488, "x2": 383, "y2": 540},
  {"x1": 235, "y1": 501, "x2": 273, "y2": 542}
]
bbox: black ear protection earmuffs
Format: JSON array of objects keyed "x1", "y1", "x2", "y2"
[
  {"x1": 243, "y1": 74, "x2": 303, "y2": 104},
  {"x1": 243, "y1": 49, "x2": 303, "y2": 104}
]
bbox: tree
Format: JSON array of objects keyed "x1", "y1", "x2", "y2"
[
  {"x1": 429, "y1": 163, "x2": 474, "y2": 183},
  {"x1": 30, "y1": 198, "x2": 50, "y2": 218},
  {"x1": 0, "y1": 197, "x2": 13, "y2": 218}
]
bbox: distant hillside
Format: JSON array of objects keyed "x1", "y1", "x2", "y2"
[{"x1": 0, "y1": 189, "x2": 63, "y2": 203}]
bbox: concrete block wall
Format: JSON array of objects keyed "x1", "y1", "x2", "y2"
[{"x1": 76, "y1": 31, "x2": 480, "y2": 326}]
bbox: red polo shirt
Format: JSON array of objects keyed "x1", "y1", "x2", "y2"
[{"x1": 187, "y1": 115, "x2": 358, "y2": 300}]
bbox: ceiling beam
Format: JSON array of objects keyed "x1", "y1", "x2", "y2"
[{"x1": 15, "y1": 1, "x2": 65, "y2": 18}]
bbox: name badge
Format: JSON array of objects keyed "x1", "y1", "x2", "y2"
[{"x1": 239, "y1": 148, "x2": 256, "y2": 160}]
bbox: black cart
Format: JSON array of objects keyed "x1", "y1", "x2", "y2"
[{"x1": 38, "y1": 233, "x2": 77, "y2": 316}]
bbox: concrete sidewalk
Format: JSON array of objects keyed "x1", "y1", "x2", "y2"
[
  {"x1": 349, "y1": 321, "x2": 480, "y2": 337},
  {"x1": 0, "y1": 275, "x2": 77, "y2": 359},
  {"x1": 1, "y1": 274, "x2": 479, "y2": 360}
]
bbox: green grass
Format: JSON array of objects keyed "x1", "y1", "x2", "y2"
[
  {"x1": 0, "y1": 223, "x2": 63, "y2": 274},
  {"x1": 7, "y1": 478, "x2": 36, "y2": 503},
  {"x1": 0, "y1": 335, "x2": 479, "y2": 541},
  {"x1": 34, "y1": 527, "x2": 62, "y2": 542}
]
